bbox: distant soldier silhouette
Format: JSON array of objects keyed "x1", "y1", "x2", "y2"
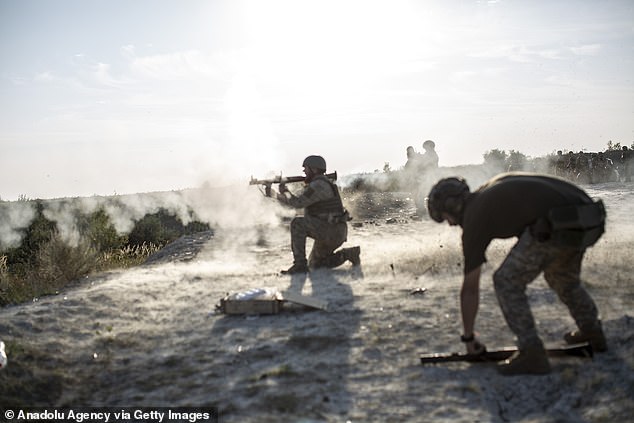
[
  {"x1": 420, "y1": 140, "x2": 439, "y2": 172},
  {"x1": 575, "y1": 151, "x2": 590, "y2": 183},
  {"x1": 403, "y1": 145, "x2": 424, "y2": 195},
  {"x1": 404, "y1": 141, "x2": 438, "y2": 217},
  {"x1": 554, "y1": 150, "x2": 567, "y2": 177},
  {"x1": 565, "y1": 151, "x2": 576, "y2": 179},
  {"x1": 404, "y1": 146, "x2": 422, "y2": 171},
  {"x1": 621, "y1": 146, "x2": 632, "y2": 182}
]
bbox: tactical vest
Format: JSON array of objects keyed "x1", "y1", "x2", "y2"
[{"x1": 305, "y1": 176, "x2": 346, "y2": 219}]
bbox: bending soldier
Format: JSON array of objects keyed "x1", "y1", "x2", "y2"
[
  {"x1": 427, "y1": 172, "x2": 607, "y2": 375},
  {"x1": 273, "y1": 155, "x2": 361, "y2": 274}
]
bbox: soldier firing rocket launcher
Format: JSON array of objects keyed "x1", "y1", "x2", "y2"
[{"x1": 249, "y1": 171, "x2": 337, "y2": 197}]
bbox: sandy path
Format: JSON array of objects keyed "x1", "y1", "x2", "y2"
[{"x1": 1, "y1": 188, "x2": 633, "y2": 422}]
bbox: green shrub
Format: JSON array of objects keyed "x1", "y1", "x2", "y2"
[
  {"x1": 0, "y1": 231, "x2": 98, "y2": 305},
  {"x1": 76, "y1": 208, "x2": 127, "y2": 253},
  {"x1": 35, "y1": 231, "x2": 97, "y2": 286},
  {"x1": 4, "y1": 201, "x2": 56, "y2": 275},
  {"x1": 1, "y1": 201, "x2": 211, "y2": 306},
  {"x1": 127, "y1": 208, "x2": 210, "y2": 247}
]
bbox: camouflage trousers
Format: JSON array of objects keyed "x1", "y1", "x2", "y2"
[
  {"x1": 493, "y1": 228, "x2": 601, "y2": 349},
  {"x1": 290, "y1": 215, "x2": 348, "y2": 269}
]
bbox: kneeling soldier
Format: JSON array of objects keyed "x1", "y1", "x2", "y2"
[{"x1": 273, "y1": 155, "x2": 360, "y2": 274}]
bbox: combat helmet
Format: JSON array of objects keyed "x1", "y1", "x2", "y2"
[
  {"x1": 303, "y1": 155, "x2": 327, "y2": 171},
  {"x1": 427, "y1": 177, "x2": 470, "y2": 223}
]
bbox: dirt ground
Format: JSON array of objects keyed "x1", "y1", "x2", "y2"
[{"x1": 0, "y1": 182, "x2": 633, "y2": 422}]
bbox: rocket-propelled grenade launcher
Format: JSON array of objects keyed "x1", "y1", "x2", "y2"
[
  {"x1": 420, "y1": 342, "x2": 593, "y2": 365},
  {"x1": 249, "y1": 171, "x2": 337, "y2": 197}
]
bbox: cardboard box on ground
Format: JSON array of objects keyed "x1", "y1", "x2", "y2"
[{"x1": 217, "y1": 288, "x2": 328, "y2": 315}]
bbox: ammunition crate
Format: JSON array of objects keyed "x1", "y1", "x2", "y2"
[{"x1": 220, "y1": 297, "x2": 284, "y2": 315}]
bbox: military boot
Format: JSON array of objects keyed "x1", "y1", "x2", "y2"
[
  {"x1": 343, "y1": 246, "x2": 361, "y2": 266},
  {"x1": 497, "y1": 345, "x2": 551, "y2": 376},
  {"x1": 281, "y1": 262, "x2": 308, "y2": 275},
  {"x1": 564, "y1": 323, "x2": 607, "y2": 352}
]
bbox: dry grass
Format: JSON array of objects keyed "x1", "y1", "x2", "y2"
[
  {"x1": 0, "y1": 237, "x2": 162, "y2": 305},
  {"x1": 1, "y1": 232, "x2": 96, "y2": 304},
  {"x1": 97, "y1": 242, "x2": 162, "y2": 270}
]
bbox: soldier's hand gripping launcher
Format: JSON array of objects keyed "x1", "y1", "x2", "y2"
[{"x1": 249, "y1": 171, "x2": 337, "y2": 197}]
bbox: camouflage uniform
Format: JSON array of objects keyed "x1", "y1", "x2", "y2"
[
  {"x1": 290, "y1": 214, "x2": 348, "y2": 268},
  {"x1": 279, "y1": 175, "x2": 350, "y2": 269},
  {"x1": 494, "y1": 228, "x2": 600, "y2": 350}
]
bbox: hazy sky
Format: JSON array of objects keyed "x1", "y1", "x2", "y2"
[{"x1": 1, "y1": 0, "x2": 632, "y2": 200}]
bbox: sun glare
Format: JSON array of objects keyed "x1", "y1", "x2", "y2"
[{"x1": 238, "y1": 0, "x2": 440, "y2": 110}]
